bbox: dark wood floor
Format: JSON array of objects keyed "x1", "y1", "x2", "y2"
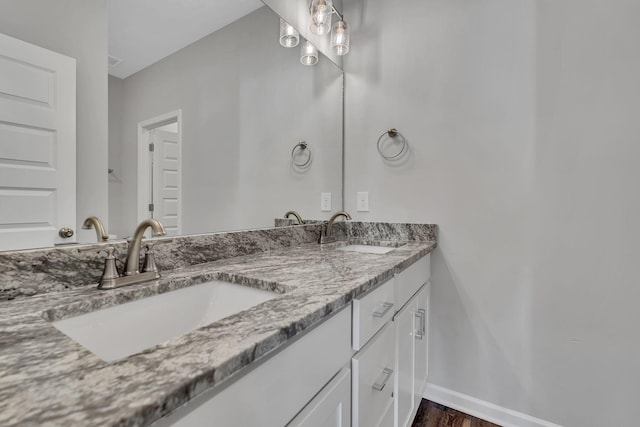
[{"x1": 412, "y1": 399, "x2": 501, "y2": 427}]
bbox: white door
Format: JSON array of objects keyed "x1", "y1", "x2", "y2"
[
  {"x1": 413, "y1": 283, "x2": 430, "y2": 404},
  {"x1": 395, "y1": 298, "x2": 416, "y2": 427},
  {"x1": 0, "y1": 33, "x2": 76, "y2": 250},
  {"x1": 151, "y1": 129, "x2": 179, "y2": 235}
]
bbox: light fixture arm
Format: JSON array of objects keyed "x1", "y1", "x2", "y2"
[
  {"x1": 331, "y1": 5, "x2": 343, "y2": 21},
  {"x1": 308, "y1": 0, "x2": 343, "y2": 21}
]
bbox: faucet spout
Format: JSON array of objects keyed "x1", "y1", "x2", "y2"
[
  {"x1": 284, "y1": 210, "x2": 304, "y2": 225},
  {"x1": 82, "y1": 216, "x2": 109, "y2": 242},
  {"x1": 320, "y1": 211, "x2": 351, "y2": 244},
  {"x1": 124, "y1": 219, "x2": 166, "y2": 276}
]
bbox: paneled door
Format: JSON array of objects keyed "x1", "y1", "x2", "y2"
[
  {"x1": 0, "y1": 33, "x2": 76, "y2": 250},
  {"x1": 151, "y1": 129, "x2": 180, "y2": 236}
]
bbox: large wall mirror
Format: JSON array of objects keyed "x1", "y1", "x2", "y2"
[
  {"x1": 109, "y1": 1, "x2": 344, "y2": 239},
  {"x1": 0, "y1": 0, "x2": 343, "y2": 250}
]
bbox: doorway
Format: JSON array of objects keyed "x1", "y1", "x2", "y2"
[{"x1": 137, "y1": 111, "x2": 182, "y2": 236}]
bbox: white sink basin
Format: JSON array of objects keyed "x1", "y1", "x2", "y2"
[
  {"x1": 336, "y1": 244, "x2": 396, "y2": 254},
  {"x1": 52, "y1": 281, "x2": 278, "y2": 362}
]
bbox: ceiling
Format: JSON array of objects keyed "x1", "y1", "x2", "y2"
[{"x1": 108, "y1": 0, "x2": 263, "y2": 79}]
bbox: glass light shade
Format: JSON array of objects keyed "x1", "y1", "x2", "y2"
[
  {"x1": 300, "y1": 41, "x2": 319, "y2": 66},
  {"x1": 279, "y1": 18, "x2": 299, "y2": 48},
  {"x1": 331, "y1": 20, "x2": 350, "y2": 55},
  {"x1": 309, "y1": 0, "x2": 333, "y2": 35}
]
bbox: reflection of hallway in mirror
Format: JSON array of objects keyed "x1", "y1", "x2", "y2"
[{"x1": 150, "y1": 123, "x2": 179, "y2": 236}]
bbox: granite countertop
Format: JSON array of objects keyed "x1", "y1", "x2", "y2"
[{"x1": 0, "y1": 239, "x2": 435, "y2": 426}]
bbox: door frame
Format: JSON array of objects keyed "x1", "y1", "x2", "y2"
[{"x1": 137, "y1": 110, "x2": 182, "y2": 234}]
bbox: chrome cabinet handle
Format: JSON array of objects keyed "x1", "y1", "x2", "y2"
[
  {"x1": 372, "y1": 367, "x2": 394, "y2": 391},
  {"x1": 372, "y1": 302, "x2": 393, "y2": 318},
  {"x1": 415, "y1": 308, "x2": 426, "y2": 340}
]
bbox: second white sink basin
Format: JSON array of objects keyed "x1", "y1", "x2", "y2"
[
  {"x1": 336, "y1": 244, "x2": 397, "y2": 254},
  {"x1": 52, "y1": 281, "x2": 278, "y2": 362}
]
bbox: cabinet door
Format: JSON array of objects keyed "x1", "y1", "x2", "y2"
[
  {"x1": 394, "y1": 298, "x2": 416, "y2": 427},
  {"x1": 287, "y1": 368, "x2": 351, "y2": 427},
  {"x1": 413, "y1": 283, "x2": 430, "y2": 405}
]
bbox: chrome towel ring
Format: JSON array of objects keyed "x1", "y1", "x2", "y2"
[
  {"x1": 377, "y1": 128, "x2": 407, "y2": 160},
  {"x1": 291, "y1": 141, "x2": 312, "y2": 167}
]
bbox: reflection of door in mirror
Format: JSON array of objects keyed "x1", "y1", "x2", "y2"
[
  {"x1": 0, "y1": 34, "x2": 76, "y2": 251},
  {"x1": 151, "y1": 126, "x2": 180, "y2": 236},
  {"x1": 137, "y1": 112, "x2": 182, "y2": 237}
]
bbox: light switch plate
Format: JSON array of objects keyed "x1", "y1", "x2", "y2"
[
  {"x1": 321, "y1": 192, "x2": 332, "y2": 211},
  {"x1": 357, "y1": 192, "x2": 369, "y2": 212}
]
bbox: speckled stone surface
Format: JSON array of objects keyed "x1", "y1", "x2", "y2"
[
  {"x1": 274, "y1": 218, "x2": 326, "y2": 227},
  {"x1": 276, "y1": 219, "x2": 438, "y2": 242},
  {"x1": 341, "y1": 221, "x2": 438, "y2": 242},
  {"x1": 0, "y1": 223, "x2": 436, "y2": 426},
  {"x1": 0, "y1": 225, "x2": 323, "y2": 301}
]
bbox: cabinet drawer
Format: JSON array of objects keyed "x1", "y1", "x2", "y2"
[
  {"x1": 352, "y1": 278, "x2": 395, "y2": 350},
  {"x1": 153, "y1": 308, "x2": 352, "y2": 427},
  {"x1": 352, "y1": 323, "x2": 395, "y2": 427},
  {"x1": 395, "y1": 254, "x2": 430, "y2": 310}
]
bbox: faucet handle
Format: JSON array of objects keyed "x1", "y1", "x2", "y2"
[
  {"x1": 141, "y1": 244, "x2": 160, "y2": 275},
  {"x1": 97, "y1": 246, "x2": 120, "y2": 289}
]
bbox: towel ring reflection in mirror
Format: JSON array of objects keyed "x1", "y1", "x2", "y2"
[
  {"x1": 377, "y1": 128, "x2": 407, "y2": 160},
  {"x1": 291, "y1": 141, "x2": 312, "y2": 168}
]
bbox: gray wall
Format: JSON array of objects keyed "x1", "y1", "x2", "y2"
[
  {"x1": 0, "y1": 0, "x2": 109, "y2": 243},
  {"x1": 109, "y1": 6, "x2": 343, "y2": 237},
  {"x1": 344, "y1": 0, "x2": 640, "y2": 426}
]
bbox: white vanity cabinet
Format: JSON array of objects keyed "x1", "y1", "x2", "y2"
[
  {"x1": 351, "y1": 253, "x2": 431, "y2": 427},
  {"x1": 156, "y1": 252, "x2": 431, "y2": 427}
]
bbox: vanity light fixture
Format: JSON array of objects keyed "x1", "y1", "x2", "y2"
[
  {"x1": 278, "y1": 1, "x2": 351, "y2": 59},
  {"x1": 279, "y1": 18, "x2": 300, "y2": 48},
  {"x1": 300, "y1": 40, "x2": 319, "y2": 65},
  {"x1": 310, "y1": 0, "x2": 351, "y2": 56}
]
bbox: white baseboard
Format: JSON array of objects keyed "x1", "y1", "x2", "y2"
[{"x1": 422, "y1": 383, "x2": 564, "y2": 427}]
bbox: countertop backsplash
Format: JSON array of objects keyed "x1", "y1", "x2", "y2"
[{"x1": 274, "y1": 218, "x2": 438, "y2": 242}]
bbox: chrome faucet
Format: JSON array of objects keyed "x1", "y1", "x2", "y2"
[
  {"x1": 124, "y1": 218, "x2": 166, "y2": 275},
  {"x1": 319, "y1": 211, "x2": 351, "y2": 244},
  {"x1": 284, "y1": 210, "x2": 304, "y2": 225},
  {"x1": 96, "y1": 219, "x2": 166, "y2": 290},
  {"x1": 82, "y1": 216, "x2": 109, "y2": 242}
]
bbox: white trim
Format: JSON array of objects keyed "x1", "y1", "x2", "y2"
[
  {"x1": 422, "y1": 383, "x2": 564, "y2": 427},
  {"x1": 137, "y1": 110, "x2": 182, "y2": 234}
]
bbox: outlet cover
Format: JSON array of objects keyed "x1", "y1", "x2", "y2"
[
  {"x1": 357, "y1": 192, "x2": 369, "y2": 212},
  {"x1": 321, "y1": 192, "x2": 332, "y2": 211}
]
